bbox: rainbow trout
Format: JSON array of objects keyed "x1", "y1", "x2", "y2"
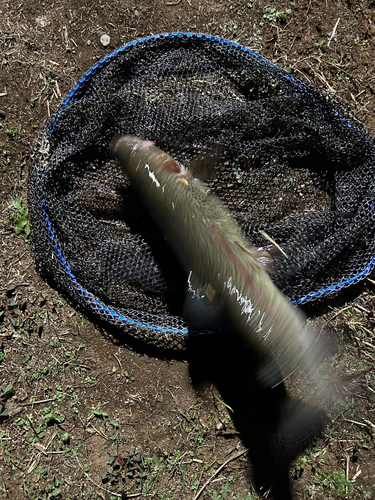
[{"x1": 109, "y1": 135, "x2": 324, "y2": 387}]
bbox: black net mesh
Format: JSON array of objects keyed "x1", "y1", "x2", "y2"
[{"x1": 29, "y1": 33, "x2": 375, "y2": 349}]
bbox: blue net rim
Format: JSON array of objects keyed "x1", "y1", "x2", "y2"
[{"x1": 40, "y1": 32, "x2": 373, "y2": 336}]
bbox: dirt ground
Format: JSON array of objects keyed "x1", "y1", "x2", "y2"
[{"x1": 1, "y1": 0, "x2": 375, "y2": 499}]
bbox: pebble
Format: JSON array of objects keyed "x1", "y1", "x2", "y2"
[{"x1": 100, "y1": 34, "x2": 110, "y2": 47}]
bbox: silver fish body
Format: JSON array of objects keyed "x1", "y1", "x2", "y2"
[{"x1": 109, "y1": 135, "x2": 323, "y2": 387}]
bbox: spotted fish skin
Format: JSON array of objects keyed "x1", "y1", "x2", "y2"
[{"x1": 109, "y1": 135, "x2": 323, "y2": 387}]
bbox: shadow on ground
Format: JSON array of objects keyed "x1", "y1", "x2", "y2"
[
  {"x1": 63, "y1": 273, "x2": 337, "y2": 499},
  {"x1": 187, "y1": 332, "x2": 327, "y2": 500}
]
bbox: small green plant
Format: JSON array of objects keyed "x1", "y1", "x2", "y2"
[
  {"x1": 43, "y1": 72, "x2": 58, "y2": 90},
  {"x1": 213, "y1": 482, "x2": 231, "y2": 499},
  {"x1": 362, "y1": 490, "x2": 372, "y2": 499},
  {"x1": 91, "y1": 402, "x2": 108, "y2": 420},
  {"x1": 11, "y1": 198, "x2": 30, "y2": 237},
  {"x1": 26, "y1": 414, "x2": 46, "y2": 443},
  {"x1": 263, "y1": 6, "x2": 291, "y2": 23},
  {"x1": 121, "y1": 448, "x2": 149, "y2": 486},
  {"x1": 152, "y1": 454, "x2": 165, "y2": 472},
  {"x1": 313, "y1": 470, "x2": 353, "y2": 496},
  {"x1": 294, "y1": 456, "x2": 307, "y2": 478},
  {"x1": 29, "y1": 96, "x2": 38, "y2": 108},
  {"x1": 21, "y1": 353, "x2": 32, "y2": 365},
  {"x1": 5, "y1": 127, "x2": 20, "y2": 138},
  {"x1": 314, "y1": 39, "x2": 325, "y2": 48},
  {"x1": 45, "y1": 476, "x2": 64, "y2": 499},
  {"x1": 43, "y1": 407, "x2": 65, "y2": 426},
  {"x1": 102, "y1": 456, "x2": 121, "y2": 486}
]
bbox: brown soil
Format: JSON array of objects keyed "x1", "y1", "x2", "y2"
[{"x1": 1, "y1": 1, "x2": 375, "y2": 499}]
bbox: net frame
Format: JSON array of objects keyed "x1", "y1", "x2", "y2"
[{"x1": 29, "y1": 32, "x2": 375, "y2": 349}]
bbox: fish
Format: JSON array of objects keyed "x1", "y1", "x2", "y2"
[{"x1": 109, "y1": 135, "x2": 326, "y2": 388}]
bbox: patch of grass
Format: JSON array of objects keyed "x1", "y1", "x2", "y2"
[{"x1": 313, "y1": 470, "x2": 353, "y2": 496}]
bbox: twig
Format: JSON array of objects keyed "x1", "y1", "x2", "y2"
[
  {"x1": 343, "y1": 418, "x2": 367, "y2": 428},
  {"x1": 0, "y1": 89, "x2": 7, "y2": 97},
  {"x1": 305, "y1": 0, "x2": 312, "y2": 18},
  {"x1": 331, "y1": 305, "x2": 352, "y2": 320},
  {"x1": 113, "y1": 353, "x2": 122, "y2": 371},
  {"x1": 343, "y1": 365, "x2": 375, "y2": 379},
  {"x1": 1, "y1": 282, "x2": 29, "y2": 290},
  {"x1": 306, "y1": 61, "x2": 335, "y2": 92},
  {"x1": 259, "y1": 230, "x2": 288, "y2": 259},
  {"x1": 91, "y1": 424, "x2": 111, "y2": 441},
  {"x1": 362, "y1": 351, "x2": 375, "y2": 363},
  {"x1": 360, "y1": 327, "x2": 374, "y2": 337},
  {"x1": 353, "y1": 304, "x2": 371, "y2": 314},
  {"x1": 167, "y1": 388, "x2": 187, "y2": 419},
  {"x1": 22, "y1": 397, "x2": 56, "y2": 406},
  {"x1": 352, "y1": 468, "x2": 362, "y2": 482},
  {"x1": 166, "y1": 0, "x2": 182, "y2": 4},
  {"x1": 46, "y1": 432, "x2": 57, "y2": 450},
  {"x1": 193, "y1": 449, "x2": 247, "y2": 500},
  {"x1": 31, "y1": 443, "x2": 65, "y2": 455},
  {"x1": 8, "y1": 252, "x2": 27, "y2": 267},
  {"x1": 327, "y1": 17, "x2": 340, "y2": 47}
]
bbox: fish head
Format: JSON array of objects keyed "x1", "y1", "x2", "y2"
[
  {"x1": 109, "y1": 134, "x2": 185, "y2": 178},
  {"x1": 109, "y1": 135, "x2": 155, "y2": 165}
]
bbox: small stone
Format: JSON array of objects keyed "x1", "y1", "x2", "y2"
[{"x1": 100, "y1": 34, "x2": 110, "y2": 47}]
